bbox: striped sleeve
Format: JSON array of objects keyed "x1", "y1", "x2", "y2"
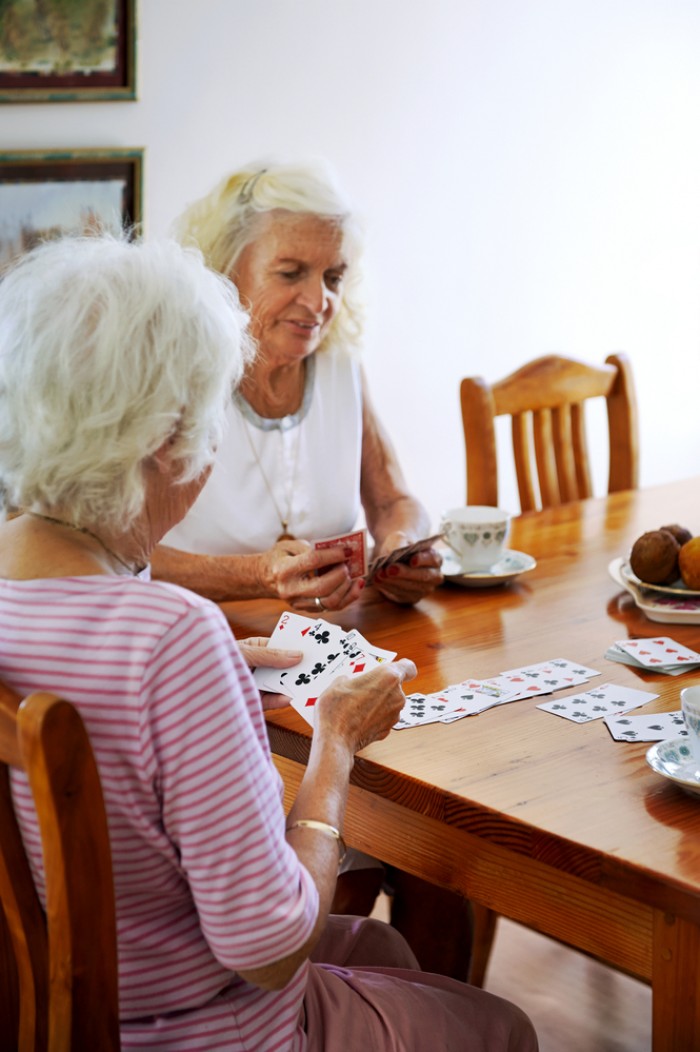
[{"x1": 141, "y1": 600, "x2": 319, "y2": 972}]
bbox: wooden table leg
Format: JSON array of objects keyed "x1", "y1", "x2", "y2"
[{"x1": 652, "y1": 910, "x2": 700, "y2": 1051}]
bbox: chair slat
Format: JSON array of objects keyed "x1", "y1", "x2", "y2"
[
  {"x1": 571, "y1": 403, "x2": 593, "y2": 498},
  {"x1": 551, "y1": 405, "x2": 579, "y2": 503},
  {"x1": 533, "y1": 409, "x2": 560, "y2": 507},
  {"x1": 511, "y1": 414, "x2": 537, "y2": 513}
]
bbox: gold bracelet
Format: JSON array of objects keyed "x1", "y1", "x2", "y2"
[{"x1": 286, "y1": 819, "x2": 347, "y2": 864}]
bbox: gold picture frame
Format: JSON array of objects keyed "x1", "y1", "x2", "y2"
[
  {"x1": 0, "y1": 147, "x2": 143, "y2": 267},
  {"x1": 0, "y1": 0, "x2": 136, "y2": 102}
]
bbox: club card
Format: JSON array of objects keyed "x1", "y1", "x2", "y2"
[
  {"x1": 615, "y1": 637, "x2": 700, "y2": 669},
  {"x1": 253, "y1": 611, "x2": 346, "y2": 695},
  {"x1": 394, "y1": 692, "x2": 453, "y2": 729},
  {"x1": 604, "y1": 709, "x2": 688, "y2": 742},
  {"x1": 537, "y1": 682, "x2": 658, "y2": 723},
  {"x1": 314, "y1": 528, "x2": 368, "y2": 579},
  {"x1": 367, "y1": 533, "x2": 443, "y2": 582},
  {"x1": 340, "y1": 628, "x2": 397, "y2": 664}
]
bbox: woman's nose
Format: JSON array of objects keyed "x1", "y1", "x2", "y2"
[{"x1": 296, "y1": 276, "x2": 328, "y2": 314}]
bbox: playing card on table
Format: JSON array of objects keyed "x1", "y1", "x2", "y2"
[
  {"x1": 613, "y1": 637, "x2": 700, "y2": 671},
  {"x1": 537, "y1": 682, "x2": 658, "y2": 723},
  {"x1": 314, "y1": 528, "x2": 368, "y2": 579},
  {"x1": 367, "y1": 533, "x2": 443, "y2": 583},
  {"x1": 604, "y1": 709, "x2": 688, "y2": 742},
  {"x1": 437, "y1": 680, "x2": 518, "y2": 722},
  {"x1": 394, "y1": 692, "x2": 454, "y2": 729},
  {"x1": 496, "y1": 658, "x2": 600, "y2": 700}
]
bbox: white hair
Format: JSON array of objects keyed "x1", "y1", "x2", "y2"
[
  {"x1": 0, "y1": 234, "x2": 253, "y2": 530},
  {"x1": 172, "y1": 159, "x2": 364, "y2": 354}
]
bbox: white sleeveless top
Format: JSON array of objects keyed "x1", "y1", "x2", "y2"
[{"x1": 164, "y1": 351, "x2": 363, "y2": 555}]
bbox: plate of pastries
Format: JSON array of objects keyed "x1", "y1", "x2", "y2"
[{"x1": 621, "y1": 524, "x2": 700, "y2": 597}]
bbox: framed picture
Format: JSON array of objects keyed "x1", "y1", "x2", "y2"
[
  {"x1": 0, "y1": 0, "x2": 136, "y2": 102},
  {"x1": 0, "y1": 148, "x2": 143, "y2": 267}
]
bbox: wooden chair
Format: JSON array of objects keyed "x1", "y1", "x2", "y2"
[
  {"x1": 0, "y1": 679, "x2": 120, "y2": 1051},
  {"x1": 460, "y1": 353, "x2": 639, "y2": 987},
  {"x1": 460, "y1": 353, "x2": 639, "y2": 512}
]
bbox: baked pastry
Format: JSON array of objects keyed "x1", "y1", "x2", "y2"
[
  {"x1": 660, "y1": 523, "x2": 693, "y2": 547},
  {"x1": 679, "y1": 537, "x2": 700, "y2": 589},
  {"x1": 629, "y1": 529, "x2": 680, "y2": 584}
]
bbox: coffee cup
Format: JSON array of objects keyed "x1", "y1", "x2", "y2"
[
  {"x1": 681, "y1": 686, "x2": 700, "y2": 772},
  {"x1": 440, "y1": 506, "x2": 511, "y2": 571}
]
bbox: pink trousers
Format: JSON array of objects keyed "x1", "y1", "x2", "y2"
[{"x1": 304, "y1": 916, "x2": 538, "y2": 1051}]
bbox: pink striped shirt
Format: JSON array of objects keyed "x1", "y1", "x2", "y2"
[{"x1": 1, "y1": 575, "x2": 319, "y2": 1051}]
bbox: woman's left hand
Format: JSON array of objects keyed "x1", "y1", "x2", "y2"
[
  {"x1": 372, "y1": 532, "x2": 444, "y2": 605},
  {"x1": 240, "y1": 636, "x2": 303, "y2": 710}
]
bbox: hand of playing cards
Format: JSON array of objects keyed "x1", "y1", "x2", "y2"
[
  {"x1": 252, "y1": 611, "x2": 398, "y2": 727},
  {"x1": 312, "y1": 529, "x2": 443, "y2": 585},
  {"x1": 366, "y1": 533, "x2": 444, "y2": 584}
]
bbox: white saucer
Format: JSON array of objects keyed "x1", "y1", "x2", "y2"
[
  {"x1": 441, "y1": 549, "x2": 536, "y2": 588},
  {"x1": 608, "y1": 558, "x2": 700, "y2": 625},
  {"x1": 646, "y1": 737, "x2": 700, "y2": 798}
]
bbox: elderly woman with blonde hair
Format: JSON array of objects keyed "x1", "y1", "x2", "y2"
[
  {"x1": 152, "y1": 159, "x2": 443, "y2": 612},
  {"x1": 0, "y1": 235, "x2": 537, "y2": 1051}
]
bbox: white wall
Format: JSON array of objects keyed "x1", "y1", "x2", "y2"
[{"x1": 4, "y1": 0, "x2": 699, "y2": 526}]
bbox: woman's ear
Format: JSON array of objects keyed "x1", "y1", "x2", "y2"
[{"x1": 149, "y1": 433, "x2": 178, "y2": 475}]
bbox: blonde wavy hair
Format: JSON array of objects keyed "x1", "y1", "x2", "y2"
[{"x1": 172, "y1": 159, "x2": 364, "y2": 355}]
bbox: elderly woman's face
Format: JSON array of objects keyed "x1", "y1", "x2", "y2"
[{"x1": 232, "y1": 212, "x2": 347, "y2": 366}]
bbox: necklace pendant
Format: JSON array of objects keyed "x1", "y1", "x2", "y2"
[{"x1": 277, "y1": 529, "x2": 296, "y2": 541}]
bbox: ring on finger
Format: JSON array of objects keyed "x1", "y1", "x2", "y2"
[{"x1": 314, "y1": 596, "x2": 326, "y2": 611}]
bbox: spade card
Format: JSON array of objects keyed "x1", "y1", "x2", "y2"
[
  {"x1": 537, "y1": 682, "x2": 658, "y2": 723},
  {"x1": 314, "y1": 528, "x2": 368, "y2": 579},
  {"x1": 604, "y1": 709, "x2": 688, "y2": 742}
]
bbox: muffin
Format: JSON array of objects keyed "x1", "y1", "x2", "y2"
[
  {"x1": 629, "y1": 529, "x2": 680, "y2": 584},
  {"x1": 679, "y1": 537, "x2": 700, "y2": 590},
  {"x1": 660, "y1": 523, "x2": 693, "y2": 547}
]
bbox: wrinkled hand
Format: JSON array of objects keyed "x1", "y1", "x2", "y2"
[
  {"x1": 239, "y1": 635, "x2": 302, "y2": 711},
  {"x1": 373, "y1": 531, "x2": 443, "y2": 605},
  {"x1": 258, "y1": 539, "x2": 365, "y2": 612},
  {"x1": 314, "y1": 659, "x2": 417, "y2": 753}
]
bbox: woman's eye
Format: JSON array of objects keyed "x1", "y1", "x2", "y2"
[
  {"x1": 325, "y1": 272, "x2": 344, "y2": 291},
  {"x1": 279, "y1": 270, "x2": 300, "y2": 281}
]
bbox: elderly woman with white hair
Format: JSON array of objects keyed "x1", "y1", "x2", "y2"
[
  {"x1": 154, "y1": 160, "x2": 471, "y2": 980},
  {"x1": 0, "y1": 236, "x2": 538, "y2": 1051},
  {"x1": 152, "y1": 159, "x2": 443, "y2": 612}
]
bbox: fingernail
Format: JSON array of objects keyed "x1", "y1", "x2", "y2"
[
  {"x1": 388, "y1": 566, "x2": 400, "y2": 576},
  {"x1": 344, "y1": 548, "x2": 353, "y2": 558},
  {"x1": 358, "y1": 579, "x2": 365, "y2": 590},
  {"x1": 410, "y1": 555, "x2": 419, "y2": 567}
]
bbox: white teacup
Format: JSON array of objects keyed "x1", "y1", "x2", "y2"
[
  {"x1": 681, "y1": 686, "x2": 700, "y2": 772},
  {"x1": 440, "y1": 506, "x2": 511, "y2": 571}
]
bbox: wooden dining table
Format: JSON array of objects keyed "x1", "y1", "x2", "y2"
[{"x1": 221, "y1": 479, "x2": 700, "y2": 1052}]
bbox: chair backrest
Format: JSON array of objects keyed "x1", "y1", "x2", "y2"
[
  {"x1": 460, "y1": 353, "x2": 639, "y2": 512},
  {"x1": 0, "y1": 679, "x2": 120, "y2": 1052}
]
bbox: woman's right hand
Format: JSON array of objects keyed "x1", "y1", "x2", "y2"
[
  {"x1": 257, "y1": 539, "x2": 365, "y2": 612},
  {"x1": 314, "y1": 659, "x2": 417, "y2": 753}
]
